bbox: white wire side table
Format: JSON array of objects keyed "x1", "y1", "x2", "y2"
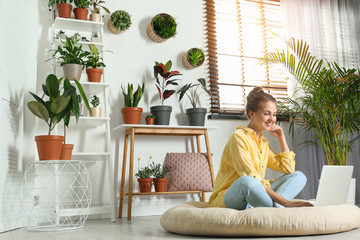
[{"x1": 22, "y1": 160, "x2": 92, "y2": 231}]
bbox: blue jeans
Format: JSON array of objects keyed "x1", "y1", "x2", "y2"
[{"x1": 224, "y1": 171, "x2": 307, "y2": 210}]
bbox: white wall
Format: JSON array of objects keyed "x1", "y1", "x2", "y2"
[{"x1": 23, "y1": 0, "x2": 293, "y2": 218}]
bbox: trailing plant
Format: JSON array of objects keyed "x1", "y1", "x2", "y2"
[
  {"x1": 150, "y1": 162, "x2": 172, "y2": 179},
  {"x1": 74, "y1": 0, "x2": 92, "y2": 8},
  {"x1": 153, "y1": 60, "x2": 182, "y2": 105},
  {"x1": 110, "y1": 10, "x2": 132, "y2": 31},
  {"x1": 187, "y1": 48, "x2": 205, "y2": 67},
  {"x1": 91, "y1": 0, "x2": 110, "y2": 14},
  {"x1": 50, "y1": 36, "x2": 90, "y2": 66},
  {"x1": 178, "y1": 78, "x2": 216, "y2": 108},
  {"x1": 48, "y1": 0, "x2": 73, "y2": 7},
  {"x1": 152, "y1": 14, "x2": 177, "y2": 39},
  {"x1": 27, "y1": 74, "x2": 90, "y2": 135},
  {"x1": 85, "y1": 44, "x2": 106, "y2": 69},
  {"x1": 121, "y1": 83, "x2": 145, "y2": 108},
  {"x1": 259, "y1": 37, "x2": 360, "y2": 165},
  {"x1": 90, "y1": 95, "x2": 100, "y2": 107}
]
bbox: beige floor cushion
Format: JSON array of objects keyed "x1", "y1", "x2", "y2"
[{"x1": 160, "y1": 202, "x2": 360, "y2": 237}]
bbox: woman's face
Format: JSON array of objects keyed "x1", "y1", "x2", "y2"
[{"x1": 248, "y1": 101, "x2": 277, "y2": 132}]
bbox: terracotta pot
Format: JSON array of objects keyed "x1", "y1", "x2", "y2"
[
  {"x1": 121, "y1": 107, "x2": 143, "y2": 124},
  {"x1": 145, "y1": 118, "x2": 155, "y2": 125},
  {"x1": 154, "y1": 178, "x2": 168, "y2": 192},
  {"x1": 35, "y1": 135, "x2": 64, "y2": 160},
  {"x1": 74, "y1": 8, "x2": 88, "y2": 20},
  {"x1": 56, "y1": 3, "x2": 72, "y2": 18},
  {"x1": 90, "y1": 107, "x2": 101, "y2": 117},
  {"x1": 90, "y1": 13, "x2": 101, "y2": 22},
  {"x1": 63, "y1": 64, "x2": 83, "y2": 81},
  {"x1": 86, "y1": 68, "x2": 103, "y2": 82},
  {"x1": 137, "y1": 178, "x2": 154, "y2": 193},
  {"x1": 60, "y1": 144, "x2": 74, "y2": 160}
]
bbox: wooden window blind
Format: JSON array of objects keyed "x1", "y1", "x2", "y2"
[{"x1": 204, "y1": 0, "x2": 287, "y2": 118}]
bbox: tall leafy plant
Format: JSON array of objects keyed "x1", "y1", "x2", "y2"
[
  {"x1": 50, "y1": 37, "x2": 90, "y2": 66},
  {"x1": 121, "y1": 83, "x2": 145, "y2": 107},
  {"x1": 85, "y1": 44, "x2": 106, "y2": 69},
  {"x1": 91, "y1": 0, "x2": 110, "y2": 14},
  {"x1": 153, "y1": 60, "x2": 182, "y2": 105},
  {"x1": 259, "y1": 37, "x2": 360, "y2": 165},
  {"x1": 178, "y1": 78, "x2": 216, "y2": 108}
]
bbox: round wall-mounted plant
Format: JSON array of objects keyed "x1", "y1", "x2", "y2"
[
  {"x1": 182, "y1": 48, "x2": 205, "y2": 70},
  {"x1": 147, "y1": 13, "x2": 177, "y2": 43},
  {"x1": 108, "y1": 10, "x2": 132, "y2": 34}
]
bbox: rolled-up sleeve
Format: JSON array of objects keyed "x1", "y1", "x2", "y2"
[{"x1": 267, "y1": 146, "x2": 295, "y2": 174}]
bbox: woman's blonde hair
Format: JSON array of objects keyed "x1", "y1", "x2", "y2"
[{"x1": 246, "y1": 87, "x2": 277, "y2": 118}]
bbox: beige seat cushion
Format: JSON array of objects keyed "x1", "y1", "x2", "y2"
[{"x1": 160, "y1": 202, "x2": 360, "y2": 237}]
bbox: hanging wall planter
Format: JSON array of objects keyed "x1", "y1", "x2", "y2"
[
  {"x1": 182, "y1": 48, "x2": 205, "y2": 70},
  {"x1": 147, "y1": 13, "x2": 177, "y2": 43},
  {"x1": 108, "y1": 10, "x2": 132, "y2": 34}
]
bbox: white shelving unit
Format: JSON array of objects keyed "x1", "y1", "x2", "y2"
[{"x1": 49, "y1": 16, "x2": 115, "y2": 222}]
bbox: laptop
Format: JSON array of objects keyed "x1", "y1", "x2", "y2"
[{"x1": 308, "y1": 165, "x2": 353, "y2": 206}]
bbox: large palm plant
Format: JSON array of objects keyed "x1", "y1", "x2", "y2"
[{"x1": 260, "y1": 37, "x2": 360, "y2": 165}]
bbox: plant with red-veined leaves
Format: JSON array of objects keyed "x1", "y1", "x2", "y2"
[{"x1": 153, "y1": 60, "x2": 182, "y2": 105}]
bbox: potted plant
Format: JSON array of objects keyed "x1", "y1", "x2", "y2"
[
  {"x1": 150, "y1": 162, "x2": 172, "y2": 192},
  {"x1": 73, "y1": 0, "x2": 91, "y2": 20},
  {"x1": 27, "y1": 74, "x2": 70, "y2": 160},
  {"x1": 260, "y1": 37, "x2": 360, "y2": 202},
  {"x1": 90, "y1": 95, "x2": 101, "y2": 117},
  {"x1": 85, "y1": 44, "x2": 106, "y2": 82},
  {"x1": 145, "y1": 114, "x2": 155, "y2": 125},
  {"x1": 108, "y1": 10, "x2": 132, "y2": 34},
  {"x1": 48, "y1": 0, "x2": 74, "y2": 19},
  {"x1": 90, "y1": 0, "x2": 110, "y2": 22},
  {"x1": 178, "y1": 78, "x2": 216, "y2": 126},
  {"x1": 50, "y1": 36, "x2": 90, "y2": 81},
  {"x1": 121, "y1": 83, "x2": 145, "y2": 124},
  {"x1": 147, "y1": 13, "x2": 177, "y2": 43},
  {"x1": 91, "y1": 33, "x2": 102, "y2": 43},
  {"x1": 56, "y1": 30, "x2": 66, "y2": 40},
  {"x1": 151, "y1": 60, "x2": 182, "y2": 125},
  {"x1": 182, "y1": 48, "x2": 205, "y2": 70},
  {"x1": 60, "y1": 77, "x2": 91, "y2": 160},
  {"x1": 135, "y1": 156, "x2": 154, "y2": 193}
]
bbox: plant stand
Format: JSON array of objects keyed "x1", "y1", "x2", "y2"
[{"x1": 22, "y1": 160, "x2": 91, "y2": 231}]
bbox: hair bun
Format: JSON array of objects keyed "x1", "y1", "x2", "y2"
[{"x1": 249, "y1": 87, "x2": 264, "y2": 96}]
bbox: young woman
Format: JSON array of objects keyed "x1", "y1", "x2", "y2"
[{"x1": 209, "y1": 87, "x2": 312, "y2": 210}]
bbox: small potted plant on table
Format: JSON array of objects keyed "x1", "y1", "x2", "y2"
[
  {"x1": 90, "y1": 0, "x2": 110, "y2": 22},
  {"x1": 147, "y1": 13, "x2": 177, "y2": 43},
  {"x1": 90, "y1": 95, "x2": 101, "y2": 117},
  {"x1": 145, "y1": 114, "x2": 155, "y2": 125},
  {"x1": 108, "y1": 10, "x2": 132, "y2": 34},
  {"x1": 121, "y1": 83, "x2": 145, "y2": 124},
  {"x1": 73, "y1": 0, "x2": 91, "y2": 20},
  {"x1": 151, "y1": 60, "x2": 182, "y2": 125},
  {"x1": 182, "y1": 48, "x2": 205, "y2": 70},
  {"x1": 135, "y1": 156, "x2": 154, "y2": 193},
  {"x1": 150, "y1": 162, "x2": 171, "y2": 192},
  {"x1": 48, "y1": 0, "x2": 74, "y2": 19},
  {"x1": 178, "y1": 78, "x2": 216, "y2": 126}
]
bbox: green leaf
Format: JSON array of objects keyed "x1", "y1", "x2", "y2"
[
  {"x1": 165, "y1": 60, "x2": 172, "y2": 72},
  {"x1": 46, "y1": 74, "x2": 60, "y2": 99},
  {"x1": 27, "y1": 101, "x2": 49, "y2": 123},
  {"x1": 73, "y1": 79, "x2": 91, "y2": 112},
  {"x1": 51, "y1": 95, "x2": 71, "y2": 114}
]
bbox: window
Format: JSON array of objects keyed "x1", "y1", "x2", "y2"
[{"x1": 204, "y1": 0, "x2": 287, "y2": 119}]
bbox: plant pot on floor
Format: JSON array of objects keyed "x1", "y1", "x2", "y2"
[
  {"x1": 186, "y1": 108, "x2": 207, "y2": 126},
  {"x1": 90, "y1": 107, "x2": 101, "y2": 117},
  {"x1": 154, "y1": 178, "x2": 168, "y2": 192},
  {"x1": 63, "y1": 64, "x2": 83, "y2": 81},
  {"x1": 86, "y1": 68, "x2": 102, "y2": 82},
  {"x1": 150, "y1": 105, "x2": 172, "y2": 125},
  {"x1": 60, "y1": 144, "x2": 74, "y2": 160},
  {"x1": 35, "y1": 135, "x2": 64, "y2": 160},
  {"x1": 56, "y1": 3, "x2": 72, "y2": 18},
  {"x1": 121, "y1": 107, "x2": 143, "y2": 124},
  {"x1": 74, "y1": 8, "x2": 88, "y2": 20},
  {"x1": 90, "y1": 13, "x2": 101, "y2": 22},
  {"x1": 137, "y1": 178, "x2": 153, "y2": 193}
]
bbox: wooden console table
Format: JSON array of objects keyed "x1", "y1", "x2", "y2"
[{"x1": 112, "y1": 124, "x2": 216, "y2": 220}]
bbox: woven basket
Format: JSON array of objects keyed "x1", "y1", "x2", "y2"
[
  {"x1": 146, "y1": 22, "x2": 166, "y2": 43},
  {"x1": 182, "y1": 48, "x2": 205, "y2": 70},
  {"x1": 108, "y1": 19, "x2": 125, "y2": 34}
]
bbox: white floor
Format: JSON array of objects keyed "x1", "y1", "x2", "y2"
[{"x1": 1, "y1": 216, "x2": 360, "y2": 240}]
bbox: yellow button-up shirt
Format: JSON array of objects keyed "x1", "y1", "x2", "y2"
[{"x1": 208, "y1": 125, "x2": 295, "y2": 208}]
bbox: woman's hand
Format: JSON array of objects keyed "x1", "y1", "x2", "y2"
[
  {"x1": 283, "y1": 200, "x2": 313, "y2": 208},
  {"x1": 268, "y1": 124, "x2": 284, "y2": 138}
]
